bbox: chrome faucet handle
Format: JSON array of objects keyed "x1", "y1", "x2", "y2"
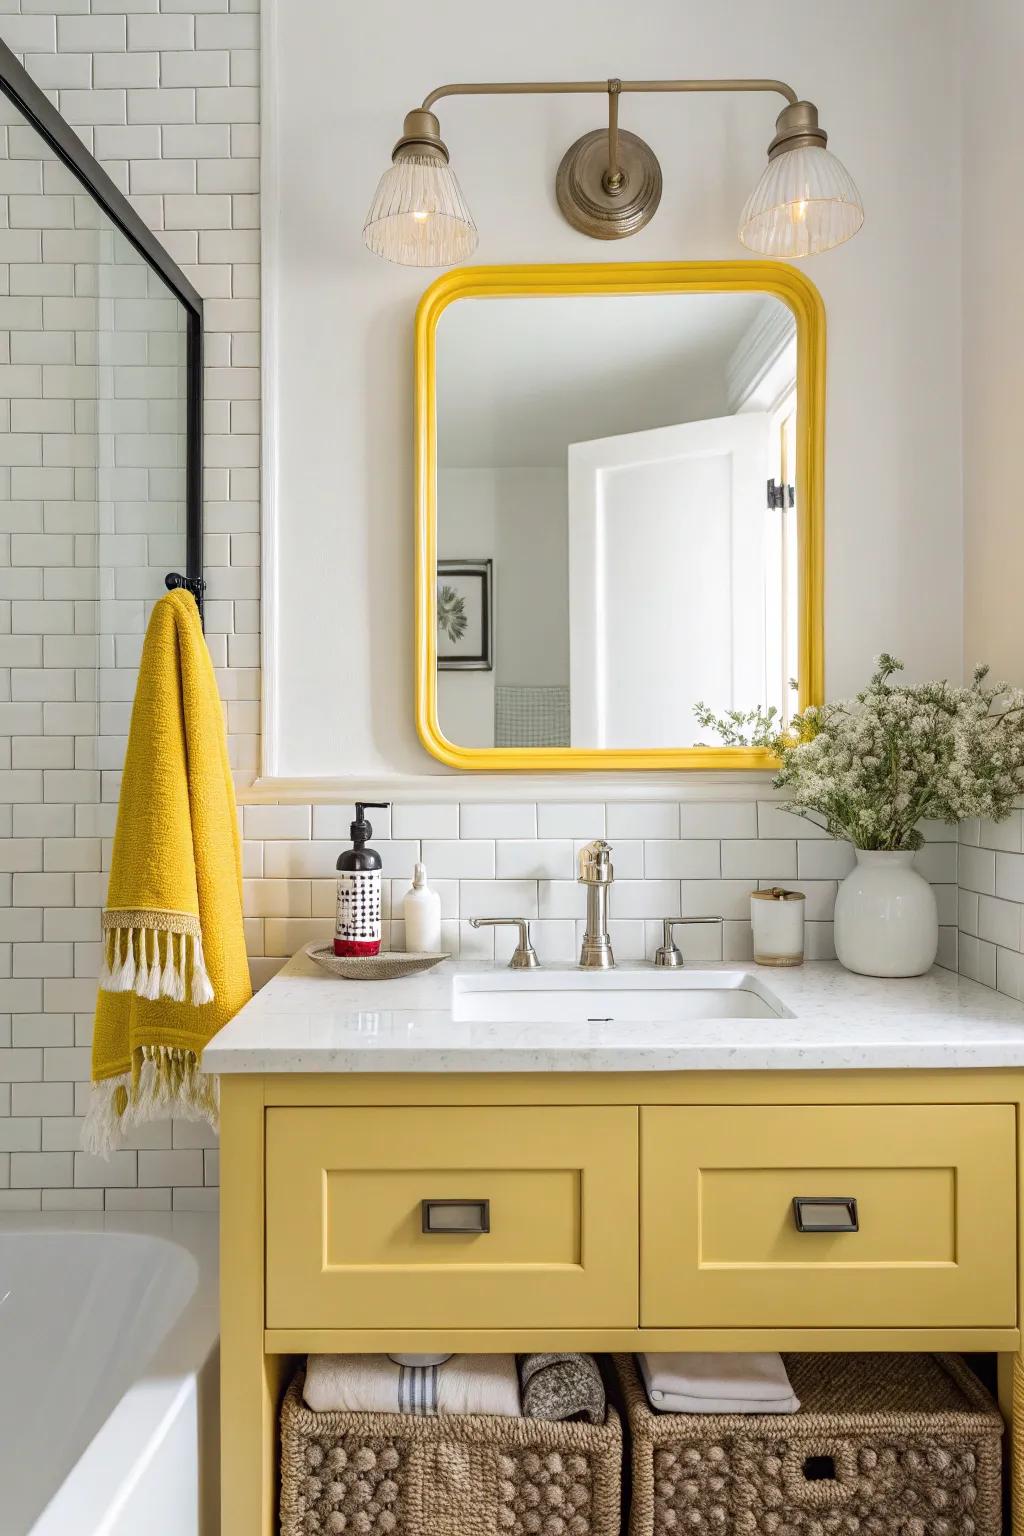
[
  {"x1": 578, "y1": 838, "x2": 613, "y2": 884},
  {"x1": 654, "y1": 916, "x2": 724, "y2": 968},
  {"x1": 469, "y1": 917, "x2": 540, "y2": 969}
]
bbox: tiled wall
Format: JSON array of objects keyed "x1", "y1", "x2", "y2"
[
  {"x1": 957, "y1": 809, "x2": 1024, "y2": 1002},
  {"x1": 240, "y1": 800, "x2": 959, "y2": 984},
  {"x1": 0, "y1": 1, "x2": 258, "y2": 1210}
]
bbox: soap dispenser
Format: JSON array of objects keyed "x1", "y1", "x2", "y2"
[{"x1": 335, "y1": 802, "x2": 390, "y2": 957}]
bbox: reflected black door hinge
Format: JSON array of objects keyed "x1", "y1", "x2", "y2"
[{"x1": 767, "y1": 478, "x2": 795, "y2": 510}]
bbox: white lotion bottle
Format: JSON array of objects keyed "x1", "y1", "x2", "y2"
[{"x1": 403, "y1": 861, "x2": 442, "y2": 953}]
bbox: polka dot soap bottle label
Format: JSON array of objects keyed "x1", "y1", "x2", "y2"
[{"x1": 334, "y1": 802, "x2": 390, "y2": 957}]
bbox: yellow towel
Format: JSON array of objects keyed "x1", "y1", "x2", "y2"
[{"x1": 83, "y1": 588, "x2": 252, "y2": 1155}]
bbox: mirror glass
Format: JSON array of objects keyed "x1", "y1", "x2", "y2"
[{"x1": 434, "y1": 291, "x2": 800, "y2": 751}]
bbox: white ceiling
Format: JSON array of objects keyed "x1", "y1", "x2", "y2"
[{"x1": 437, "y1": 291, "x2": 779, "y2": 467}]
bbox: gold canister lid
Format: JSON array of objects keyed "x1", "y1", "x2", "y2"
[{"x1": 750, "y1": 886, "x2": 806, "y2": 902}]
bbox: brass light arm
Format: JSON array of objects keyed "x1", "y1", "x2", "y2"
[
  {"x1": 417, "y1": 78, "x2": 802, "y2": 226},
  {"x1": 420, "y1": 79, "x2": 800, "y2": 110}
]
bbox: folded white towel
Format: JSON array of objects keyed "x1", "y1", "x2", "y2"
[
  {"x1": 638, "y1": 1353, "x2": 800, "y2": 1415},
  {"x1": 304, "y1": 1353, "x2": 521, "y2": 1418}
]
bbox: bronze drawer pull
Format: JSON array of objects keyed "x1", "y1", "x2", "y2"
[
  {"x1": 421, "y1": 1198, "x2": 491, "y2": 1234},
  {"x1": 792, "y1": 1196, "x2": 858, "y2": 1233}
]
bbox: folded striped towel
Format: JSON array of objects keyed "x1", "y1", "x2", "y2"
[{"x1": 303, "y1": 1354, "x2": 521, "y2": 1417}]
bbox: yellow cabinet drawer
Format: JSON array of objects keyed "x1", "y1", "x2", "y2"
[
  {"x1": 265, "y1": 1105, "x2": 639, "y2": 1330},
  {"x1": 641, "y1": 1104, "x2": 1017, "y2": 1329}
]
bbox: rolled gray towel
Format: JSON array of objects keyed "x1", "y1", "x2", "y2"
[{"x1": 519, "y1": 1353, "x2": 606, "y2": 1424}]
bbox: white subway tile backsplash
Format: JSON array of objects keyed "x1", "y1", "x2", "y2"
[
  {"x1": 979, "y1": 812, "x2": 1024, "y2": 853},
  {"x1": 459, "y1": 880, "x2": 538, "y2": 920},
  {"x1": 243, "y1": 879, "x2": 310, "y2": 918},
  {"x1": 608, "y1": 879, "x2": 679, "y2": 920},
  {"x1": 978, "y1": 893, "x2": 1022, "y2": 951},
  {"x1": 495, "y1": 840, "x2": 573, "y2": 881},
  {"x1": 538, "y1": 881, "x2": 586, "y2": 920},
  {"x1": 959, "y1": 932, "x2": 997, "y2": 989},
  {"x1": 959, "y1": 844, "x2": 997, "y2": 896},
  {"x1": 459, "y1": 802, "x2": 536, "y2": 839},
  {"x1": 605, "y1": 802, "x2": 677, "y2": 839},
  {"x1": 421, "y1": 839, "x2": 494, "y2": 879},
  {"x1": 391, "y1": 802, "x2": 458, "y2": 840},
  {"x1": 536, "y1": 802, "x2": 604, "y2": 839},
  {"x1": 241, "y1": 803, "x2": 310, "y2": 840},
  {"x1": 996, "y1": 851, "x2": 1024, "y2": 903},
  {"x1": 679, "y1": 879, "x2": 754, "y2": 920},
  {"x1": 997, "y1": 946, "x2": 1024, "y2": 1002},
  {"x1": 262, "y1": 839, "x2": 337, "y2": 879},
  {"x1": 678, "y1": 802, "x2": 757, "y2": 839},
  {"x1": 958, "y1": 887, "x2": 980, "y2": 937},
  {"x1": 796, "y1": 839, "x2": 856, "y2": 880},
  {"x1": 913, "y1": 842, "x2": 957, "y2": 884},
  {"x1": 644, "y1": 840, "x2": 721, "y2": 879},
  {"x1": 721, "y1": 840, "x2": 797, "y2": 880}
]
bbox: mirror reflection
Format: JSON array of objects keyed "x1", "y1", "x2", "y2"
[{"x1": 435, "y1": 291, "x2": 800, "y2": 750}]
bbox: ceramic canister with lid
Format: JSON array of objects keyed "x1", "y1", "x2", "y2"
[{"x1": 750, "y1": 886, "x2": 806, "y2": 966}]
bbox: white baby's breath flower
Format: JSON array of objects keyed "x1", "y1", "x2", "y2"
[{"x1": 699, "y1": 656, "x2": 1024, "y2": 850}]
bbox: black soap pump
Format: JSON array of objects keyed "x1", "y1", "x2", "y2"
[{"x1": 334, "y1": 802, "x2": 390, "y2": 957}]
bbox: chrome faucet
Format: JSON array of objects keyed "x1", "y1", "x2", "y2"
[{"x1": 577, "y1": 838, "x2": 615, "y2": 969}]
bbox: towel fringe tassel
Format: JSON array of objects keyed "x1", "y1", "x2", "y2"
[
  {"x1": 98, "y1": 926, "x2": 215, "y2": 1007},
  {"x1": 82, "y1": 1045, "x2": 219, "y2": 1158}
]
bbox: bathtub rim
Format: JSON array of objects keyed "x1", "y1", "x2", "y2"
[{"x1": 0, "y1": 1211, "x2": 219, "y2": 1536}]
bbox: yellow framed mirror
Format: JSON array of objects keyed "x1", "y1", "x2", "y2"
[{"x1": 415, "y1": 262, "x2": 824, "y2": 771}]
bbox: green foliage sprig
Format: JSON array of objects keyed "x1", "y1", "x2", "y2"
[{"x1": 696, "y1": 655, "x2": 1024, "y2": 850}]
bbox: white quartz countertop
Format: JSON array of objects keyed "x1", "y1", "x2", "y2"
[{"x1": 203, "y1": 952, "x2": 1024, "y2": 1074}]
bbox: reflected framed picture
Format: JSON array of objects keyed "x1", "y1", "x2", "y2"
[{"x1": 437, "y1": 559, "x2": 493, "y2": 670}]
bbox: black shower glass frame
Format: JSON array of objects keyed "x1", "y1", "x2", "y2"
[{"x1": 0, "y1": 36, "x2": 205, "y2": 612}]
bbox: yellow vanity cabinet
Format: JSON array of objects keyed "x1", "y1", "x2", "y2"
[
  {"x1": 640, "y1": 1103, "x2": 1019, "y2": 1330},
  {"x1": 219, "y1": 1070, "x2": 1024, "y2": 1536},
  {"x1": 264, "y1": 1103, "x2": 639, "y2": 1330}
]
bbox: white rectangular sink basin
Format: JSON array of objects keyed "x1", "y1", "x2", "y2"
[{"x1": 451, "y1": 969, "x2": 783, "y2": 1024}]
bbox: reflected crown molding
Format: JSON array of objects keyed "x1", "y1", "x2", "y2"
[{"x1": 726, "y1": 298, "x2": 797, "y2": 414}]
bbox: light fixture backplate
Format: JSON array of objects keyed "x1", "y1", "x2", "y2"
[{"x1": 555, "y1": 128, "x2": 662, "y2": 240}]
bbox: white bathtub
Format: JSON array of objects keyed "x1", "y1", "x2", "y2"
[{"x1": 0, "y1": 1213, "x2": 219, "y2": 1536}]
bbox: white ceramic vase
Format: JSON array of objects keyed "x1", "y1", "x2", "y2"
[{"x1": 833, "y1": 849, "x2": 938, "y2": 977}]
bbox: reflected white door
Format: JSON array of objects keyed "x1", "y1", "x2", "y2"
[{"x1": 567, "y1": 413, "x2": 771, "y2": 748}]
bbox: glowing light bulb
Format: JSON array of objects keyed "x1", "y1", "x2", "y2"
[{"x1": 412, "y1": 209, "x2": 430, "y2": 222}]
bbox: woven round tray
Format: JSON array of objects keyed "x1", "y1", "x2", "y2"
[{"x1": 305, "y1": 942, "x2": 449, "y2": 981}]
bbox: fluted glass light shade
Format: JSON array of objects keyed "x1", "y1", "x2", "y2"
[
  {"x1": 363, "y1": 109, "x2": 477, "y2": 267},
  {"x1": 739, "y1": 101, "x2": 863, "y2": 258},
  {"x1": 739, "y1": 144, "x2": 863, "y2": 257}
]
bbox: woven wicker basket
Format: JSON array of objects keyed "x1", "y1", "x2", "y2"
[
  {"x1": 280, "y1": 1373, "x2": 623, "y2": 1536},
  {"x1": 615, "y1": 1352, "x2": 1003, "y2": 1536}
]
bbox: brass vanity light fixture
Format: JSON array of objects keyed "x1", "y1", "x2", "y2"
[{"x1": 362, "y1": 77, "x2": 864, "y2": 267}]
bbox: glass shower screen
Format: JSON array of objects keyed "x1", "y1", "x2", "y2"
[{"x1": 0, "y1": 39, "x2": 203, "y2": 1192}]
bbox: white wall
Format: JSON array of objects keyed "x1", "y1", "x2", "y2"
[
  {"x1": 437, "y1": 467, "x2": 568, "y2": 747},
  {"x1": 269, "y1": 0, "x2": 964, "y2": 780},
  {"x1": 961, "y1": 0, "x2": 1024, "y2": 685}
]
